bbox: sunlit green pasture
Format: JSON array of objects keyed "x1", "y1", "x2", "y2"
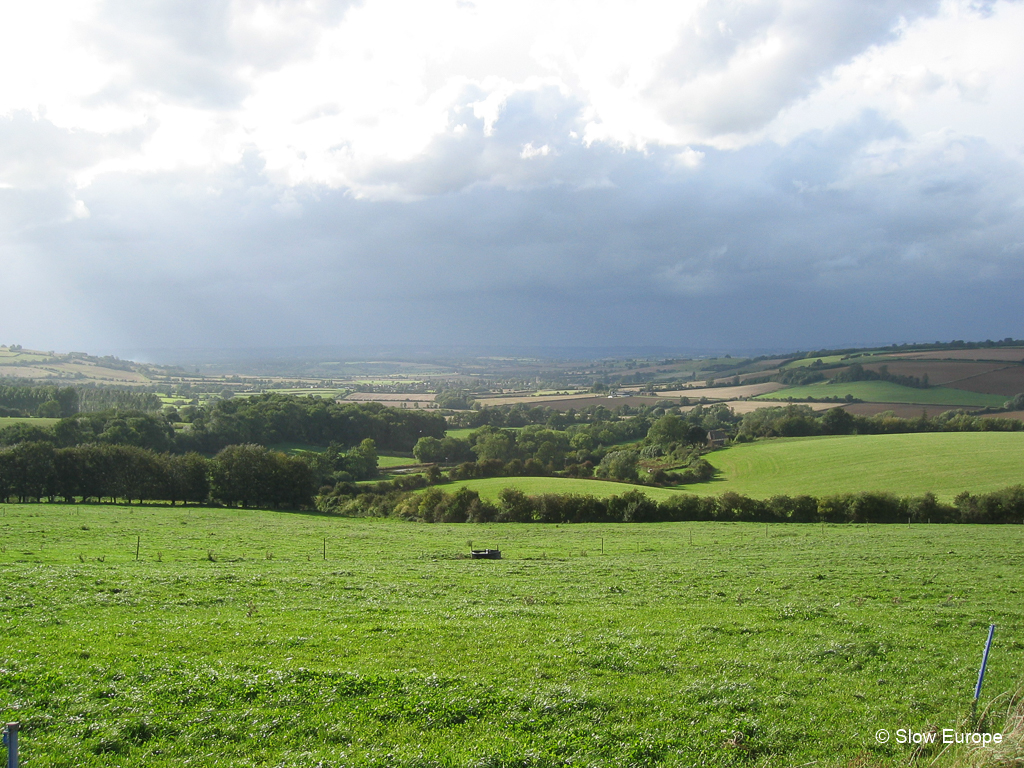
[
  {"x1": 445, "y1": 427, "x2": 526, "y2": 440},
  {"x1": 782, "y1": 355, "x2": 849, "y2": 368},
  {"x1": 0, "y1": 416, "x2": 60, "y2": 428},
  {"x1": 378, "y1": 454, "x2": 419, "y2": 468},
  {"x1": 0, "y1": 350, "x2": 53, "y2": 362},
  {"x1": 235, "y1": 388, "x2": 349, "y2": 399},
  {"x1": 758, "y1": 380, "x2": 1008, "y2": 406},
  {"x1": 347, "y1": 379, "x2": 424, "y2": 386},
  {"x1": 782, "y1": 353, "x2": 896, "y2": 369},
  {"x1": 0, "y1": 504, "x2": 1020, "y2": 767},
  {"x1": 440, "y1": 476, "x2": 683, "y2": 503},
  {"x1": 700, "y1": 432, "x2": 1024, "y2": 500}
]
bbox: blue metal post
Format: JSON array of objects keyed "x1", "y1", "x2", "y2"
[
  {"x1": 975, "y1": 624, "x2": 996, "y2": 703},
  {"x1": 4, "y1": 722, "x2": 18, "y2": 768}
]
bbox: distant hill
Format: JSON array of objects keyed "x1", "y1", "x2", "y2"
[{"x1": 0, "y1": 345, "x2": 166, "y2": 385}]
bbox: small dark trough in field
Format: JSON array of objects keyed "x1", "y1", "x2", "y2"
[{"x1": 471, "y1": 549, "x2": 501, "y2": 559}]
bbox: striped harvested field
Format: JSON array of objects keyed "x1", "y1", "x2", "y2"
[
  {"x1": 706, "y1": 400, "x2": 835, "y2": 414},
  {"x1": 654, "y1": 382, "x2": 787, "y2": 399},
  {"x1": 474, "y1": 392, "x2": 603, "y2": 406},
  {"x1": 345, "y1": 393, "x2": 436, "y2": 402}
]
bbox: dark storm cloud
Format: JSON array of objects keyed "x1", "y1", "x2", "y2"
[
  {"x1": 2, "y1": 0, "x2": 1023, "y2": 354},
  {"x1": 9, "y1": 105, "x2": 1022, "y2": 353}
]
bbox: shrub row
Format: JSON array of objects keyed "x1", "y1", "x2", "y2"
[
  {"x1": 0, "y1": 442, "x2": 314, "y2": 509},
  {"x1": 317, "y1": 485, "x2": 1024, "y2": 525}
]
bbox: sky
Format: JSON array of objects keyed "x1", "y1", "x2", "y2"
[{"x1": 2, "y1": 0, "x2": 1023, "y2": 358}]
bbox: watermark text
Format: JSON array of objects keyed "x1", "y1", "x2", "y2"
[{"x1": 875, "y1": 728, "x2": 1003, "y2": 746}]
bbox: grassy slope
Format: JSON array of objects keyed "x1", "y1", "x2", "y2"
[
  {"x1": 267, "y1": 442, "x2": 326, "y2": 455},
  {"x1": 269, "y1": 445, "x2": 416, "y2": 469},
  {"x1": 438, "y1": 476, "x2": 684, "y2": 502},
  {"x1": 757, "y1": 380, "x2": 1008, "y2": 406},
  {"x1": 783, "y1": 353, "x2": 895, "y2": 369},
  {"x1": 378, "y1": 454, "x2": 419, "y2": 468},
  {"x1": 0, "y1": 505, "x2": 1021, "y2": 767},
  {"x1": 439, "y1": 432, "x2": 1024, "y2": 502},
  {"x1": 0, "y1": 416, "x2": 60, "y2": 427},
  {"x1": 700, "y1": 432, "x2": 1024, "y2": 500},
  {"x1": 445, "y1": 427, "x2": 528, "y2": 440},
  {"x1": 783, "y1": 354, "x2": 848, "y2": 368}
]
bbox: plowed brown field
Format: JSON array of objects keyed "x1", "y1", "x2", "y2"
[
  {"x1": 520, "y1": 396, "x2": 671, "y2": 410},
  {"x1": 345, "y1": 393, "x2": 436, "y2": 402},
  {"x1": 982, "y1": 410, "x2": 1024, "y2": 421},
  {"x1": 943, "y1": 366, "x2": 1024, "y2": 397},
  {"x1": 707, "y1": 400, "x2": 834, "y2": 414},
  {"x1": 887, "y1": 348, "x2": 1024, "y2": 362},
  {"x1": 654, "y1": 382, "x2": 787, "y2": 399},
  {"x1": 823, "y1": 360, "x2": 1005, "y2": 385}
]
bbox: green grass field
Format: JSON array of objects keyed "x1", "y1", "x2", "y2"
[
  {"x1": 234, "y1": 388, "x2": 349, "y2": 399},
  {"x1": 378, "y1": 454, "x2": 419, "y2": 468},
  {"x1": 0, "y1": 504, "x2": 1020, "y2": 766},
  {"x1": 267, "y1": 442, "x2": 327, "y2": 455},
  {"x1": 267, "y1": 447, "x2": 416, "y2": 470},
  {"x1": 782, "y1": 353, "x2": 894, "y2": 369},
  {"x1": 266, "y1": 445, "x2": 411, "y2": 464},
  {"x1": 700, "y1": 432, "x2": 1024, "y2": 500},
  {"x1": 439, "y1": 476, "x2": 685, "y2": 502},
  {"x1": 433, "y1": 432, "x2": 1024, "y2": 504},
  {"x1": 783, "y1": 354, "x2": 849, "y2": 368},
  {"x1": 444, "y1": 427, "x2": 527, "y2": 440},
  {"x1": 0, "y1": 416, "x2": 60, "y2": 428},
  {"x1": 757, "y1": 380, "x2": 1008, "y2": 407}
]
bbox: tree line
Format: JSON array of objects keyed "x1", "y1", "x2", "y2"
[
  {"x1": 412, "y1": 406, "x2": 732, "y2": 484},
  {"x1": 0, "y1": 395, "x2": 447, "y2": 455},
  {"x1": 316, "y1": 484, "x2": 1024, "y2": 525},
  {"x1": 0, "y1": 442, "x2": 314, "y2": 509},
  {"x1": 0, "y1": 383, "x2": 162, "y2": 418},
  {"x1": 736, "y1": 402, "x2": 1024, "y2": 440},
  {"x1": 175, "y1": 394, "x2": 446, "y2": 454}
]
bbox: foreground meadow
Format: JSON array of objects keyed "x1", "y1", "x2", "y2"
[{"x1": 0, "y1": 504, "x2": 1022, "y2": 767}]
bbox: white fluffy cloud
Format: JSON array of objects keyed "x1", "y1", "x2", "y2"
[
  {"x1": 1, "y1": 0, "x2": 1023, "y2": 352},
  {"x1": 9, "y1": 0, "x2": 1015, "y2": 195}
]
